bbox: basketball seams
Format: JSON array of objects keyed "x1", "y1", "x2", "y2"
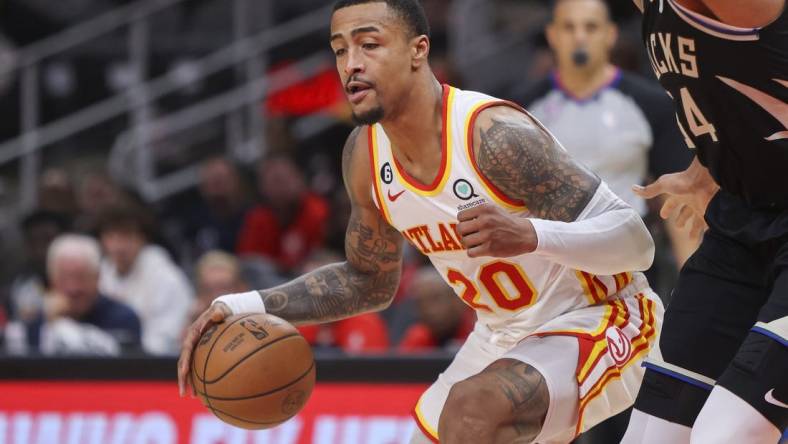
[
  {"x1": 197, "y1": 313, "x2": 257, "y2": 416},
  {"x1": 200, "y1": 332, "x2": 302, "y2": 384},
  {"x1": 197, "y1": 360, "x2": 315, "y2": 401},
  {"x1": 191, "y1": 313, "x2": 315, "y2": 428},
  {"x1": 193, "y1": 313, "x2": 257, "y2": 382}
]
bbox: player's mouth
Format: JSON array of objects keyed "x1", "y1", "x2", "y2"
[{"x1": 346, "y1": 80, "x2": 373, "y2": 105}]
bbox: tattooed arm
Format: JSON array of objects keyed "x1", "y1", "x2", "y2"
[
  {"x1": 178, "y1": 127, "x2": 402, "y2": 395},
  {"x1": 259, "y1": 127, "x2": 403, "y2": 323},
  {"x1": 456, "y1": 106, "x2": 654, "y2": 275}
]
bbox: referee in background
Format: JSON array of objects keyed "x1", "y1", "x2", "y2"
[
  {"x1": 512, "y1": 0, "x2": 697, "y2": 296},
  {"x1": 510, "y1": 0, "x2": 696, "y2": 441}
]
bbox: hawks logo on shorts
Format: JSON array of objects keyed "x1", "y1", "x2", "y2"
[{"x1": 606, "y1": 326, "x2": 632, "y2": 367}]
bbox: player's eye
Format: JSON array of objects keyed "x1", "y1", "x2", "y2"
[
  {"x1": 334, "y1": 48, "x2": 347, "y2": 57},
  {"x1": 362, "y1": 43, "x2": 379, "y2": 50}
]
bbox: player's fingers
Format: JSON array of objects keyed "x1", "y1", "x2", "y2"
[
  {"x1": 456, "y1": 218, "x2": 481, "y2": 237},
  {"x1": 675, "y1": 206, "x2": 694, "y2": 229},
  {"x1": 466, "y1": 243, "x2": 487, "y2": 258},
  {"x1": 177, "y1": 351, "x2": 190, "y2": 397},
  {"x1": 460, "y1": 232, "x2": 486, "y2": 249},
  {"x1": 690, "y1": 217, "x2": 706, "y2": 240},
  {"x1": 178, "y1": 316, "x2": 208, "y2": 396},
  {"x1": 457, "y1": 203, "x2": 491, "y2": 222},
  {"x1": 659, "y1": 198, "x2": 681, "y2": 220},
  {"x1": 209, "y1": 303, "x2": 229, "y2": 324}
]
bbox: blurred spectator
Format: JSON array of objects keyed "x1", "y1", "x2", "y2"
[
  {"x1": 74, "y1": 171, "x2": 131, "y2": 234},
  {"x1": 236, "y1": 153, "x2": 330, "y2": 273},
  {"x1": 449, "y1": 0, "x2": 551, "y2": 97},
  {"x1": 397, "y1": 267, "x2": 474, "y2": 353},
  {"x1": 7, "y1": 210, "x2": 71, "y2": 322},
  {"x1": 37, "y1": 168, "x2": 78, "y2": 218},
  {"x1": 511, "y1": 0, "x2": 697, "y2": 284},
  {"x1": 181, "y1": 157, "x2": 251, "y2": 261},
  {"x1": 19, "y1": 234, "x2": 141, "y2": 356},
  {"x1": 296, "y1": 250, "x2": 389, "y2": 354},
  {"x1": 98, "y1": 205, "x2": 193, "y2": 355},
  {"x1": 190, "y1": 250, "x2": 248, "y2": 323}
]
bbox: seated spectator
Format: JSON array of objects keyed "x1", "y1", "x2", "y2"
[
  {"x1": 398, "y1": 267, "x2": 474, "y2": 353},
  {"x1": 98, "y1": 205, "x2": 193, "y2": 355},
  {"x1": 74, "y1": 172, "x2": 132, "y2": 234},
  {"x1": 37, "y1": 168, "x2": 78, "y2": 219},
  {"x1": 296, "y1": 250, "x2": 390, "y2": 354},
  {"x1": 23, "y1": 234, "x2": 141, "y2": 355},
  {"x1": 181, "y1": 157, "x2": 251, "y2": 262},
  {"x1": 8, "y1": 210, "x2": 71, "y2": 322},
  {"x1": 190, "y1": 250, "x2": 248, "y2": 323},
  {"x1": 236, "y1": 153, "x2": 330, "y2": 273}
]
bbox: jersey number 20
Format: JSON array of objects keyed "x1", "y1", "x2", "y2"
[{"x1": 447, "y1": 260, "x2": 537, "y2": 312}]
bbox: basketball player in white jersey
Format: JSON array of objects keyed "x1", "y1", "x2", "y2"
[{"x1": 178, "y1": 1, "x2": 664, "y2": 442}]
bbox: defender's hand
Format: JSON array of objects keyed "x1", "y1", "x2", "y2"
[
  {"x1": 633, "y1": 159, "x2": 719, "y2": 239},
  {"x1": 177, "y1": 302, "x2": 231, "y2": 397},
  {"x1": 457, "y1": 204, "x2": 537, "y2": 258}
]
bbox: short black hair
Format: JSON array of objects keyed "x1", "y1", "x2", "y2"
[
  {"x1": 96, "y1": 204, "x2": 154, "y2": 240},
  {"x1": 550, "y1": 0, "x2": 611, "y2": 21},
  {"x1": 332, "y1": 0, "x2": 430, "y2": 38}
]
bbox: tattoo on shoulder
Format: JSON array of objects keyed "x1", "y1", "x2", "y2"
[{"x1": 477, "y1": 117, "x2": 600, "y2": 221}]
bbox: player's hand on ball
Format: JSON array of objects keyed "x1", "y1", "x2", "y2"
[
  {"x1": 457, "y1": 203, "x2": 537, "y2": 258},
  {"x1": 633, "y1": 160, "x2": 719, "y2": 239},
  {"x1": 178, "y1": 301, "x2": 231, "y2": 397}
]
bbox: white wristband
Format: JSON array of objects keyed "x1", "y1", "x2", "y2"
[{"x1": 212, "y1": 291, "x2": 266, "y2": 315}]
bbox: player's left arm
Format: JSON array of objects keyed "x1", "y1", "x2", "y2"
[{"x1": 457, "y1": 105, "x2": 655, "y2": 275}]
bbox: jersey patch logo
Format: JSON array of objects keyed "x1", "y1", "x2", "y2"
[
  {"x1": 387, "y1": 189, "x2": 406, "y2": 202},
  {"x1": 380, "y1": 162, "x2": 393, "y2": 184},
  {"x1": 453, "y1": 179, "x2": 479, "y2": 200},
  {"x1": 764, "y1": 389, "x2": 788, "y2": 409},
  {"x1": 717, "y1": 76, "x2": 788, "y2": 141},
  {"x1": 606, "y1": 326, "x2": 632, "y2": 367}
]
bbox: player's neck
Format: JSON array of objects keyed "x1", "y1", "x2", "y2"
[
  {"x1": 556, "y1": 64, "x2": 617, "y2": 101},
  {"x1": 380, "y1": 77, "x2": 444, "y2": 165}
]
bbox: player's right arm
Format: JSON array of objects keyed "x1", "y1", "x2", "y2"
[{"x1": 178, "y1": 127, "x2": 403, "y2": 396}]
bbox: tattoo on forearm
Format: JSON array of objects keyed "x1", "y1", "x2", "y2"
[
  {"x1": 477, "y1": 118, "x2": 600, "y2": 221},
  {"x1": 258, "y1": 205, "x2": 402, "y2": 324}
]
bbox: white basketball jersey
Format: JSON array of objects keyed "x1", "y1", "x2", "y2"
[{"x1": 368, "y1": 85, "x2": 647, "y2": 330}]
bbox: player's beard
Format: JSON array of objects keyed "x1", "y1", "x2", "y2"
[{"x1": 351, "y1": 105, "x2": 384, "y2": 125}]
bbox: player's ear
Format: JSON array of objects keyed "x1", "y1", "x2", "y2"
[
  {"x1": 545, "y1": 22, "x2": 558, "y2": 51},
  {"x1": 411, "y1": 35, "x2": 430, "y2": 69},
  {"x1": 605, "y1": 22, "x2": 619, "y2": 50}
]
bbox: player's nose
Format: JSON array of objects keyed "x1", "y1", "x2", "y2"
[{"x1": 343, "y1": 50, "x2": 364, "y2": 76}]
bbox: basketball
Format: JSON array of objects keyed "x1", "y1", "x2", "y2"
[{"x1": 190, "y1": 313, "x2": 315, "y2": 429}]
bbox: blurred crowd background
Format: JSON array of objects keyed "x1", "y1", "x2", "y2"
[{"x1": 0, "y1": 0, "x2": 696, "y2": 357}]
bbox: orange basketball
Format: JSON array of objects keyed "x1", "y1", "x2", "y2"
[{"x1": 190, "y1": 313, "x2": 315, "y2": 429}]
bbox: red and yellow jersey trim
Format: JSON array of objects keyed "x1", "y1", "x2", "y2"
[
  {"x1": 464, "y1": 100, "x2": 528, "y2": 211},
  {"x1": 412, "y1": 398, "x2": 440, "y2": 443},
  {"x1": 574, "y1": 294, "x2": 658, "y2": 435},
  {"x1": 523, "y1": 293, "x2": 658, "y2": 435},
  {"x1": 368, "y1": 125, "x2": 393, "y2": 225},
  {"x1": 391, "y1": 84, "x2": 454, "y2": 197}
]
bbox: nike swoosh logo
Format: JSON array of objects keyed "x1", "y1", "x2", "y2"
[
  {"x1": 387, "y1": 189, "x2": 406, "y2": 202},
  {"x1": 765, "y1": 389, "x2": 788, "y2": 409},
  {"x1": 717, "y1": 76, "x2": 788, "y2": 141}
]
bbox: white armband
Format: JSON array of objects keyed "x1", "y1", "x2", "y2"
[{"x1": 212, "y1": 291, "x2": 266, "y2": 315}]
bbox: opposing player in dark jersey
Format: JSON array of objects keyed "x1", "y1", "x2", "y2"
[{"x1": 622, "y1": 1, "x2": 788, "y2": 443}]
